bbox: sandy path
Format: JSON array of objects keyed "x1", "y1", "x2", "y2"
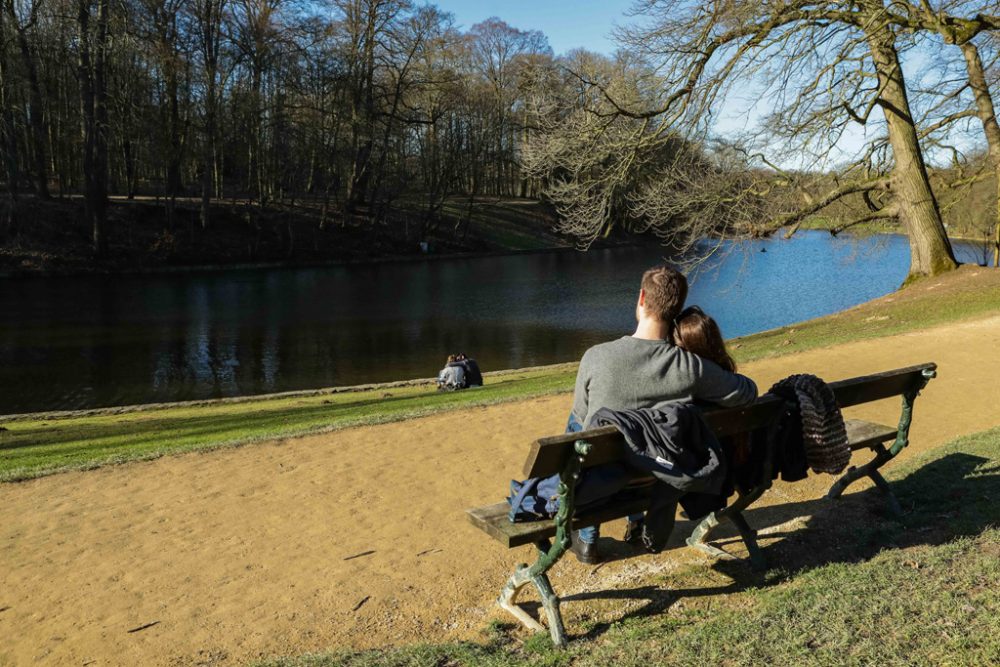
[{"x1": 2, "y1": 315, "x2": 999, "y2": 666}]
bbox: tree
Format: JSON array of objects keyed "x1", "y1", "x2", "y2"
[
  {"x1": 545, "y1": 0, "x2": 961, "y2": 280},
  {"x1": 77, "y1": 0, "x2": 111, "y2": 255},
  {"x1": 0, "y1": 2, "x2": 20, "y2": 224},
  {"x1": 190, "y1": 0, "x2": 227, "y2": 227},
  {"x1": 4, "y1": 0, "x2": 50, "y2": 198},
  {"x1": 468, "y1": 18, "x2": 550, "y2": 197},
  {"x1": 890, "y1": 2, "x2": 1000, "y2": 268}
]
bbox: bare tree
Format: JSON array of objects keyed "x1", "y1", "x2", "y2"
[
  {"x1": 77, "y1": 0, "x2": 111, "y2": 254},
  {"x1": 888, "y1": 2, "x2": 1000, "y2": 267},
  {"x1": 4, "y1": 0, "x2": 49, "y2": 198},
  {"x1": 0, "y1": 3, "x2": 19, "y2": 224},
  {"x1": 190, "y1": 0, "x2": 227, "y2": 228},
  {"x1": 468, "y1": 17, "x2": 550, "y2": 197},
  {"x1": 537, "y1": 1, "x2": 962, "y2": 280}
]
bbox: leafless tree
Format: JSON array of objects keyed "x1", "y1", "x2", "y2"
[
  {"x1": 886, "y1": 1, "x2": 1000, "y2": 267},
  {"x1": 532, "y1": 0, "x2": 969, "y2": 280}
]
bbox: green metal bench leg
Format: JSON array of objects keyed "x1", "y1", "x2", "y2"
[
  {"x1": 729, "y1": 511, "x2": 767, "y2": 571},
  {"x1": 687, "y1": 480, "x2": 770, "y2": 569},
  {"x1": 827, "y1": 367, "x2": 935, "y2": 513},
  {"x1": 828, "y1": 444, "x2": 890, "y2": 497},
  {"x1": 826, "y1": 445, "x2": 903, "y2": 514},
  {"x1": 496, "y1": 440, "x2": 592, "y2": 649},
  {"x1": 686, "y1": 511, "x2": 733, "y2": 560},
  {"x1": 498, "y1": 561, "x2": 566, "y2": 645}
]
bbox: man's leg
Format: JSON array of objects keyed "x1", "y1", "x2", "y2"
[{"x1": 640, "y1": 484, "x2": 684, "y2": 552}]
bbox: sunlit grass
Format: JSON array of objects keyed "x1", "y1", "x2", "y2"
[{"x1": 0, "y1": 366, "x2": 576, "y2": 481}]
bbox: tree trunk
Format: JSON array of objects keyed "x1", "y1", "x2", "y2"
[
  {"x1": 12, "y1": 15, "x2": 50, "y2": 198},
  {"x1": 198, "y1": 0, "x2": 224, "y2": 229},
  {"x1": 94, "y1": 0, "x2": 109, "y2": 249},
  {"x1": 78, "y1": 0, "x2": 109, "y2": 255},
  {"x1": 960, "y1": 41, "x2": 1000, "y2": 268},
  {"x1": 201, "y1": 80, "x2": 215, "y2": 228},
  {"x1": 165, "y1": 64, "x2": 182, "y2": 228},
  {"x1": 867, "y1": 26, "x2": 957, "y2": 281},
  {"x1": 0, "y1": 6, "x2": 19, "y2": 226},
  {"x1": 347, "y1": 7, "x2": 377, "y2": 213}
]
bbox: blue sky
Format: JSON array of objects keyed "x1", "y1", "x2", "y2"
[{"x1": 431, "y1": 0, "x2": 633, "y2": 56}]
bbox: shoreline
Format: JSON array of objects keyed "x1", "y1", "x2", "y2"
[
  {"x1": 0, "y1": 362, "x2": 580, "y2": 422},
  {"x1": 4, "y1": 229, "x2": 992, "y2": 279},
  {"x1": 0, "y1": 244, "x2": 599, "y2": 280},
  {"x1": 4, "y1": 262, "x2": 997, "y2": 420},
  {"x1": 2, "y1": 266, "x2": 997, "y2": 483}
]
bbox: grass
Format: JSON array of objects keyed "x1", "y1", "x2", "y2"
[
  {"x1": 0, "y1": 366, "x2": 576, "y2": 482},
  {"x1": 1, "y1": 265, "x2": 998, "y2": 482},
  {"x1": 258, "y1": 426, "x2": 1000, "y2": 667}
]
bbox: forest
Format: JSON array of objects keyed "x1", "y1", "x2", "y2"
[
  {"x1": 2, "y1": 1, "x2": 1000, "y2": 274},
  {"x1": 0, "y1": 0, "x2": 579, "y2": 269}
]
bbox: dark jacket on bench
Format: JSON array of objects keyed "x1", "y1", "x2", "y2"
[
  {"x1": 593, "y1": 403, "x2": 727, "y2": 495},
  {"x1": 592, "y1": 403, "x2": 729, "y2": 549}
]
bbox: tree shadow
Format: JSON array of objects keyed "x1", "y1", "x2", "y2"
[{"x1": 562, "y1": 451, "x2": 998, "y2": 642}]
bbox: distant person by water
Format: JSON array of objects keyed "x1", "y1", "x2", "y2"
[
  {"x1": 437, "y1": 354, "x2": 467, "y2": 391},
  {"x1": 456, "y1": 353, "x2": 483, "y2": 387}
]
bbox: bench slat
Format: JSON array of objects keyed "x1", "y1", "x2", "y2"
[
  {"x1": 522, "y1": 363, "x2": 932, "y2": 478},
  {"x1": 468, "y1": 494, "x2": 655, "y2": 548},
  {"x1": 845, "y1": 419, "x2": 897, "y2": 451}
]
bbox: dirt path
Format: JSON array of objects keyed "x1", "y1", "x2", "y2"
[{"x1": 2, "y1": 315, "x2": 999, "y2": 666}]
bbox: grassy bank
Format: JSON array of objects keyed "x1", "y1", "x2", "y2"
[
  {"x1": 1, "y1": 265, "x2": 998, "y2": 482},
  {"x1": 0, "y1": 366, "x2": 577, "y2": 482},
  {"x1": 260, "y1": 426, "x2": 1000, "y2": 667}
]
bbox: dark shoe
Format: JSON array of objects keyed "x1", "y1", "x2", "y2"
[
  {"x1": 570, "y1": 531, "x2": 601, "y2": 565},
  {"x1": 641, "y1": 529, "x2": 664, "y2": 554},
  {"x1": 623, "y1": 518, "x2": 645, "y2": 545}
]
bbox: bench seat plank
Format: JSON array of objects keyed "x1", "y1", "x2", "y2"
[
  {"x1": 845, "y1": 419, "x2": 897, "y2": 451},
  {"x1": 471, "y1": 419, "x2": 898, "y2": 548},
  {"x1": 468, "y1": 495, "x2": 654, "y2": 548}
]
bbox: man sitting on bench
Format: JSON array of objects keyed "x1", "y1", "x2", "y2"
[{"x1": 568, "y1": 264, "x2": 758, "y2": 564}]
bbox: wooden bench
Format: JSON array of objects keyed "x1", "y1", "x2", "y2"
[{"x1": 466, "y1": 362, "x2": 937, "y2": 647}]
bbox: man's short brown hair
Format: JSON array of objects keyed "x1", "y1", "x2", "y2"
[{"x1": 641, "y1": 265, "x2": 688, "y2": 322}]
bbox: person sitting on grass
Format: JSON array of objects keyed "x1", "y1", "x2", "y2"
[
  {"x1": 456, "y1": 353, "x2": 483, "y2": 387},
  {"x1": 437, "y1": 354, "x2": 466, "y2": 391}
]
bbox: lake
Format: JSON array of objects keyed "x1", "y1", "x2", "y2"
[{"x1": 0, "y1": 231, "x2": 986, "y2": 414}]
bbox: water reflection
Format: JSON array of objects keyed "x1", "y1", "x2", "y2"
[{"x1": 0, "y1": 232, "x2": 984, "y2": 413}]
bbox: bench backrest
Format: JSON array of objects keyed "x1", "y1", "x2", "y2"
[{"x1": 522, "y1": 362, "x2": 936, "y2": 478}]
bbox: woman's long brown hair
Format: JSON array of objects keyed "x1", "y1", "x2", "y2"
[
  {"x1": 673, "y1": 306, "x2": 750, "y2": 465},
  {"x1": 673, "y1": 306, "x2": 736, "y2": 372}
]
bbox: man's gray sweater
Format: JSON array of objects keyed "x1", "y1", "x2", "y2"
[{"x1": 571, "y1": 336, "x2": 758, "y2": 428}]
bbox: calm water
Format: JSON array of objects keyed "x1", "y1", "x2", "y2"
[{"x1": 0, "y1": 232, "x2": 986, "y2": 414}]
